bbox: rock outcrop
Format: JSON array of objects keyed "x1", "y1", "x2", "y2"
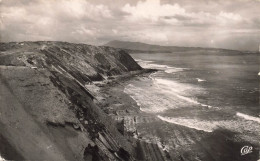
[{"x1": 0, "y1": 41, "x2": 142, "y2": 160}]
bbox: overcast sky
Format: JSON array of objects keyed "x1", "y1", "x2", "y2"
[{"x1": 0, "y1": 0, "x2": 260, "y2": 51}]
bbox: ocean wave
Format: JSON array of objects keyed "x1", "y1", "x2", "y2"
[
  {"x1": 124, "y1": 81, "x2": 193, "y2": 113},
  {"x1": 124, "y1": 84, "x2": 171, "y2": 113},
  {"x1": 157, "y1": 115, "x2": 260, "y2": 135},
  {"x1": 154, "y1": 78, "x2": 200, "y2": 95},
  {"x1": 134, "y1": 59, "x2": 142, "y2": 62},
  {"x1": 124, "y1": 76, "x2": 216, "y2": 114},
  {"x1": 157, "y1": 115, "x2": 214, "y2": 132},
  {"x1": 236, "y1": 112, "x2": 260, "y2": 123},
  {"x1": 165, "y1": 68, "x2": 187, "y2": 73},
  {"x1": 154, "y1": 78, "x2": 216, "y2": 109},
  {"x1": 134, "y1": 59, "x2": 154, "y2": 63},
  {"x1": 136, "y1": 59, "x2": 188, "y2": 74},
  {"x1": 126, "y1": 60, "x2": 216, "y2": 113},
  {"x1": 196, "y1": 78, "x2": 206, "y2": 82},
  {"x1": 141, "y1": 63, "x2": 170, "y2": 69}
]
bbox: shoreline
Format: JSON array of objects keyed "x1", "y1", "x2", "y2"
[
  {"x1": 95, "y1": 67, "x2": 260, "y2": 161},
  {"x1": 94, "y1": 69, "x2": 175, "y2": 160},
  {"x1": 1, "y1": 41, "x2": 259, "y2": 160}
]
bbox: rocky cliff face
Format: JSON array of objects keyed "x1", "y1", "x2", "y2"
[{"x1": 0, "y1": 41, "x2": 142, "y2": 160}]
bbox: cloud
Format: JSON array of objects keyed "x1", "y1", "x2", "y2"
[
  {"x1": 218, "y1": 11, "x2": 242, "y2": 21},
  {"x1": 122, "y1": 0, "x2": 185, "y2": 22},
  {"x1": 0, "y1": 0, "x2": 112, "y2": 42},
  {"x1": 112, "y1": 29, "x2": 118, "y2": 34},
  {"x1": 216, "y1": 11, "x2": 243, "y2": 25},
  {"x1": 122, "y1": 0, "x2": 245, "y2": 27},
  {"x1": 0, "y1": 0, "x2": 259, "y2": 51}
]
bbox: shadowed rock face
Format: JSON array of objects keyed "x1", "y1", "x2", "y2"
[
  {"x1": 0, "y1": 41, "x2": 142, "y2": 161},
  {"x1": 0, "y1": 41, "x2": 142, "y2": 81}
]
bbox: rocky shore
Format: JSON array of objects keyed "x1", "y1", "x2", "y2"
[
  {"x1": 0, "y1": 41, "x2": 143, "y2": 161},
  {"x1": 95, "y1": 69, "x2": 260, "y2": 161},
  {"x1": 0, "y1": 41, "x2": 259, "y2": 161},
  {"x1": 0, "y1": 41, "x2": 177, "y2": 161}
]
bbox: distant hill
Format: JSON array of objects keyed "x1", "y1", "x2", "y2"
[
  {"x1": 105, "y1": 40, "x2": 183, "y2": 53},
  {"x1": 104, "y1": 40, "x2": 242, "y2": 53}
]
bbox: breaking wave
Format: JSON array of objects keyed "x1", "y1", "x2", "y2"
[
  {"x1": 157, "y1": 115, "x2": 260, "y2": 134},
  {"x1": 157, "y1": 115, "x2": 214, "y2": 132},
  {"x1": 126, "y1": 58, "x2": 260, "y2": 135},
  {"x1": 136, "y1": 59, "x2": 188, "y2": 74},
  {"x1": 124, "y1": 75, "x2": 216, "y2": 114},
  {"x1": 196, "y1": 78, "x2": 206, "y2": 82},
  {"x1": 236, "y1": 112, "x2": 260, "y2": 123}
]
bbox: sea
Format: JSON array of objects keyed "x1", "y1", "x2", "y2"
[{"x1": 125, "y1": 50, "x2": 260, "y2": 135}]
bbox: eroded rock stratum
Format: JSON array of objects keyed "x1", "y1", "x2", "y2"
[{"x1": 0, "y1": 41, "x2": 143, "y2": 161}]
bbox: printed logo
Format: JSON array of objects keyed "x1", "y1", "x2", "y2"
[{"x1": 240, "y1": 146, "x2": 253, "y2": 156}]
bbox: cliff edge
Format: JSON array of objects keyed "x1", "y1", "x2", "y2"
[{"x1": 0, "y1": 41, "x2": 142, "y2": 161}]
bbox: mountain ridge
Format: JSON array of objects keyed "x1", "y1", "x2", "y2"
[{"x1": 104, "y1": 40, "x2": 246, "y2": 53}]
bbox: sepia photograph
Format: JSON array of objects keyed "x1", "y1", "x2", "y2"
[{"x1": 0, "y1": 0, "x2": 259, "y2": 160}]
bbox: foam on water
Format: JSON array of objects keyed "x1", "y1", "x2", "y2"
[
  {"x1": 124, "y1": 59, "x2": 217, "y2": 113},
  {"x1": 0, "y1": 155, "x2": 6, "y2": 161},
  {"x1": 157, "y1": 115, "x2": 260, "y2": 134},
  {"x1": 124, "y1": 84, "x2": 171, "y2": 113},
  {"x1": 136, "y1": 59, "x2": 188, "y2": 74},
  {"x1": 154, "y1": 78, "x2": 201, "y2": 95},
  {"x1": 134, "y1": 59, "x2": 142, "y2": 62},
  {"x1": 236, "y1": 112, "x2": 260, "y2": 123},
  {"x1": 137, "y1": 60, "x2": 217, "y2": 109},
  {"x1": 135, "y1": 59, "x2": 154, "y2": 63},
  {"x1": 126, "y1": 79, "x2": 259, "y2": 133},
  {"x1": 196, "y1": 78, "x2": 206, "y2": 82},
  {"x1": 129, "y1": 56, "x2": 260, "y2": 141},
  {"x1": 124, "y1": 74, "x2": 216, "y2": 114},
  {"x1": 141, "y1": 63, "x2": 170, "y2": 69},
  {"x1": 157, "y1": 115, "x2": 214, "y2": 132},
  {"x1": 165, "y1": 68, "x2": 186, "y2": 73},
  {"x1": 154, "y1": 78, "x2": 216, "y2": 109}
]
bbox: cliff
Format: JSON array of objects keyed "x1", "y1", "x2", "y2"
[{"x1": 0, "y1": 41, "x2": 142, "y2": 160}]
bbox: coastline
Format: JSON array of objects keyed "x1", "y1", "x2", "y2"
[
  {"x1": 95, "y1": 67, "x2": 260, "y2": 161},
  {"x1": 1, "y1": 41, "x2": 259, "y2": 161},
  {"x1": 95, "y1": 69, "x2": 174, "y2": 160}
]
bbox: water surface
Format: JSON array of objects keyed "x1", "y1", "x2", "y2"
[{"x1": 125, "y1": 51, "x2": 260, "y2": 133}]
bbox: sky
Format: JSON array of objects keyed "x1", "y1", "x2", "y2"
[{"x1": 0, "y1": 0, "x2": 260, "y2": 51}]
